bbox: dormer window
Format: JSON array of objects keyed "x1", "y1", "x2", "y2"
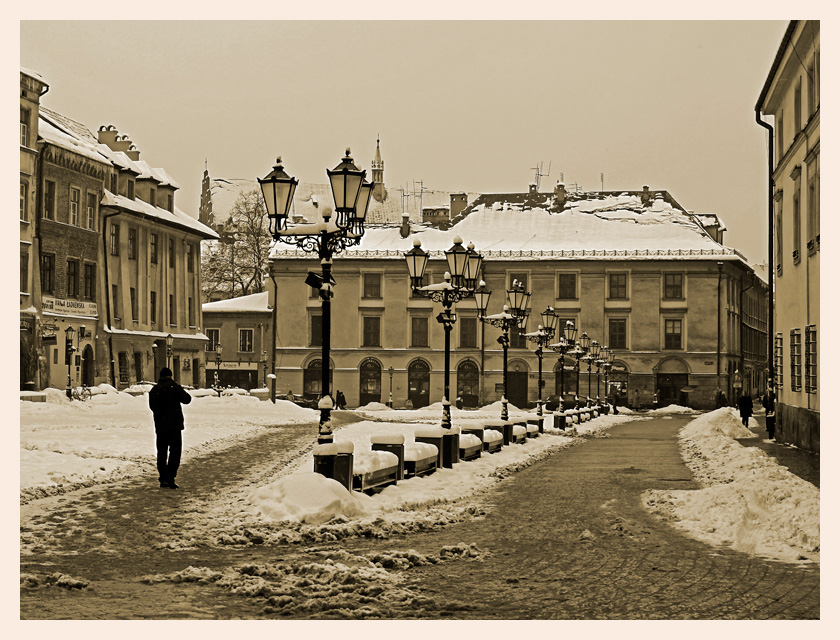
[
  {"x1": 127, "y1": 179, "x2": 135, "y2": 200},
  {"x1": 150, "y1": 187, "x2": 156, "y2": 207},
  {"x1": 167, "y1": 193, "x2": 173, "y2": 212}
]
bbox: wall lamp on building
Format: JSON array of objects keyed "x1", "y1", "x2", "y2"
[
  {"x1": 548, "y1": 320, "x2": 578, "y2": 406},
  {"x1": 259, "y1": 150, "x2": 373, "y2": 447},
  {"x1": 404, "y1": 236, "x2": 484, "y2": 429},
  {"x1": 166, "y1": 333, "x2": 174, "y2": 369},
  {"x1": 523, "y1": 306, "x2": 558, "y2": 416},
  {"x1": 476, "y1": 279, "x2": 530, "y2": 421},
  {"x1": 65, "y1": 325, "x2": 76, "y2": 399}
]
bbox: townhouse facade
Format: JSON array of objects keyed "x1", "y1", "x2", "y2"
[
  {"x1": 19, "y1": 69, "x2": 217, "y2": 392},
  {"x1": 757, "y1": 20, "x2": 820, "y2": 451}
]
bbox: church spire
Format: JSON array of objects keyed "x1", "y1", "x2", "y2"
[{"x1": 371, "y1": 134, "x2": 386, "y2": 203}]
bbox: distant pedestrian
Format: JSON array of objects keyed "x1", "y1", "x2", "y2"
[
  {"x1": 737, "y1": 391, "x2": 753, "y2": 428},
  {"x1": 286, "y1": 389, "x2": 295, "y2": 402},
  {"x1": 455, "y1": 396, "x2": 464, "y2": 410},
  {"x1": 149, "y1": 367, "x2": 192, "y2": 489},
  {"x1": 335, "y1": 390, "x2": 346, "y2": 410},
  {"x1": 762, "y1": 392, "x2": 776, "y2": 440}
]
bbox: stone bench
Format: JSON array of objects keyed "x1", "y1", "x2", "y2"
[
  {"x1": 511, "y1": 423, "x2": 527, "y2": 444},
  {"x1": 404, "y1": 441, "x2": 439, "y2": 478},
  {"x1": 482, "y1": 428, "x2": 504, "y2": 453},
  {"x1": 458, "y1": 432, "x2": 482, "y2": 461},
  {"x1": 371, "y1": 434, "x2": 405, "y2": 481},
  {"x1": 313, "y1": 441, "x2": 355, "y2": 491},
  {"x1": 352, "y1": 449, "x2": 400, "y2": 494},
  {"x1": 525, "y1": 418, "x2": 540, "y2": 438},
  {"x1": 484, "y1": 419, "x2": 513, "y2": 445}
]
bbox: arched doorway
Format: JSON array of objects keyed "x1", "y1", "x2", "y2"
[
  {"x1": 81, "y1": 345, "x2": 95, "y2": 387},
  {"x1": 655, "y1": 358, "x2": 690, "y2": 407},
  {"x1": 508, "y1": 359, "x2": 529, "y2": 409},
  {"x1": 456, "y1": 359, "x2": 479, "y2": 408},
  {"x1": 303, "y1": 358, "x2": 333, "y2": 401},
  {"x1": 407, "y1": 359, "x2": 430, "y2": 408},
  {"x1": 607, "y1": 361, "x2": 629, "y2": 406},
  {"x1": 359, "y1": 358, "x2": 382, "y2": 406}
]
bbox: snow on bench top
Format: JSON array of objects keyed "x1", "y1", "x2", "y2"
[
  {"x1": 313, "y1": 441, "x2": 354, "y2": 455},
  {"x1": 354, "y1": 450, "x2": 399, "y2": 474},
  {"x1": 526, "y1": 424, "x2": 539, "y2": 432},
  {"x1": 483, "y1": 429, "x2": 504, "y2": 442},
  {"x1": 512, "y1": 425, "x2": 527, "y2": 435},
  {"x1": 459, "y1": 433, "x2": 482, "y2": 448},
  {"x1": 404, "y1": 441, "x2": 439, "y2": 461},
  {"x1": 370, "y1": 433, "x2": 405, "y2": 445},
  {"x1": 415, "y1": 426, "x2": 446, "y2": 437}
]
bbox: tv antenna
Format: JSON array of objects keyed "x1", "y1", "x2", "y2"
[
  {"x1": 531, "y1": 161, "x2": 551, "y2": 191},
  {"x1": 413, "y1": 180, "x2": 429, "y2": 211}
]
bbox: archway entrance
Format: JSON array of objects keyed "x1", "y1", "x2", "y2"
[
  {"x1": 303, "y1": 359, "x2": 333, "y2": 401},
  {"x1": 507, "y1": 360, "x2": 529, "y2": 409},
  {"x1": 656, "y1": 358, "x2": 689, "y2": 407},
  {"x1": 456, "y1": 359, "x2": 479, "y2": 408},
  {"x1": 407, "y1": 359, "x2": 430, "y2": 408},
  {"x1": 82, "y1": 345, "x2": 95, "y2": 387},
  {"x1": 359, "y1": 358, "x2": 382, "y2": 406}
]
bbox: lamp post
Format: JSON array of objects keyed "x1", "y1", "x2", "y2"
[
  {"x1": 214, "y1": 343, "x2": 223, "y2": 397},
  {"x1": 65, "y1": 325, "x2": 76, "y2": 399},
  {"x1": 259, "y1": 150, "x2": 372, "y2": 445},
  {"x1": 152, "y1": 343, "x2": 158, "y2": 371},
  {"x1": 585, "y1": 340, "x2": 599, "y2": 402},
  {"x1": 523, "y1": 306, "x2": 558, "y2": 416},
  {"x1": 262, "y1": 350, "x2": 267, "y2": 387},
  {"x1": 166, "y1": 333, "x2": 173, "y2": 369},
  {"x1": 548, "y1": 320, "x2": 577, "y2": 407},
  {"x1": 388, "y1": 365, "x2": 394, "y2": 408},
  {"x1": 476, "y1": 279, "x2": 530, "y2": 421},
  {"x1": 603, "y1": 349, "x2": 615, "y2": 404},
  {"x1": 573, "y1": 331, "x2": 590, "y2": 406},
  {"x1": 404, "y1": 236, "x2": 484, "y2": 429}
]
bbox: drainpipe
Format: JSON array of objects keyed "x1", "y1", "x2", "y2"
[
  {"x1": 101, "y1": 209, "x2": 120, "y2": 386},
  {"x1": 717, "y1": 261, "x2": 723, "y2": 399},
  {"x1": 270, "y1": 270, "x2": 279, "y2": 403},
  {"x1": 755, "y1": 108, "x2": 775, "y2": 390}
]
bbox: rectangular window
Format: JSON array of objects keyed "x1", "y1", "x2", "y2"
[
  {"x1": 790, "y1": 328, "x2": 802, "y2": 391},
  {"x1": 112, "y1": 284, "x2": 120, "y2": 319},
  {"x1": 460, "y1": 317, "x2": 477, "y2": 348},
  {"x1": 509, "y1": 272, "x2": 529, "y2": 292},
  {"x1": 664, "y1": 319, "x2": 682, "y2": 350},
  {"x1": 774, "y1": 332, "x2": 784, "y2": 388},
  {"x1": 69, "y1": 187, "x2": 80, "y2": 226},
  {"x1": 805, "y1": 325, "x2": 817, "y2": 394},
  {"x1": 663, "y1": 273, "x2": 683, "y2": 299},
  {"x1": 67, "y1": 260, "x2": 78, "y2": 298},
  {"x1": 169, "y1": 294, "x2": 175, "y2": 325},
  {"x1": 411, "y1": 316, "x2": 429, "y2": 347},
  {"x1": 20, "y1": 183, "x2": 28, "y2": 221},
  {"x1": 20, "y1": 251, "x2": 28, "y2": 293},
  {"x1": 130, "y1": 287, "x2": 138, "y2": 321},
  {"x1": 239, "y1": 328, "x2": 254, "y2": 352},
  {"x1": 20, "y1": 107, "x2": 29, "y2": 147},
  {"x1": 510, "y1": 321, "x2": 527, "y2": 349},
  {"x1": 43, "y1": 180, "x2": 55, "y2": 220},
  {"x1": 363, "y1": 316, "x2": 381, "y2": 346},
  {"x1": 110, "y1": 174, "x2": 117, "y2": 195},
  {"x1": 557, "y1": 273, "x2": 576, "y2": 300},
  {"x1": 808, "y1": 59, "x2": 817, "y2": 116},
  {"x1": 127, "y1": 180, "x2": 135, "y2": 200},
  {"x1": 169, "y1": 238, "x2": 175, "y2": 267},
  {"x1": 609, "y1": 318, "x2": 627, "y2": 350},
  {"x1": 363, "y1": 273, "x2": 381, "y2": 298},
  {"x1": 777, "y1": 109, "x2": 785, "y2": 159},
  {"x1": 188, "y1": 297, "x2": 195, "y2": 326},
  {"x1": 205, "y1": 328, "x2": 219, "y2": 351},
  {"x1": 609, "y1": 273, "x2": 627, "y2": 299},
  {"x1": 167, "y1": 193, "x2": 173, "y2": 212},
  {"x1": 40, "y1": 254, "x2": 55, "y2": 294},
  {"x1": 110, "y1": 223, "x2": 120, "y2": 256},
  {"x1": 411, "y1": 272, "x2": 431, "y2": 297},
  {"x1": 150, "y1": 187, "x2": 156, "y2": 207},
  {"x1": 128, "y1": 228, "x2": 138, "y2": 260},
  {"x1": 187, "y1": 244, "x2": 194, "y2": 273},
  {"x1": 775, "y1": 195, "x2": 783, "y2": 275},
  {"x1": 792, "y1": 179, "x2": 801, "y2": 263},
  {"x1": 794, "y1": 78, "x2": 802, "y2": 132},
  {"x1": 150, "y1": 291, "x2": 157, "y2": 324},
  {"x1": 83, "y1": 264, "x2": 95, "y2": 300},
  {"x1": 85, "y1": 192, "x2": 97, "y2": 230},
  {"x1": 150, "y1": 234, "x2": 158, "y2": 264},
  {"x1": 310, "y1": 315, "x2": 322, "y2": 347}
]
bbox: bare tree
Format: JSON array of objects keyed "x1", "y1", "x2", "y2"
[{"x1": 201, "y1": 189, "x2": 271, "y2": 301}]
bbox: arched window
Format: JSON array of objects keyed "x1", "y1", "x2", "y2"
[
  {"x1": 407, "y1": 359, "x2": 431, "y2": 408},
  {"x1": 303, "y1": 359, "x2": 332, "y2": 399},
  {"x1": 359, "y1": 358, "x2": 382, "y2": 406},
  {"x1": 457, "y1": 359, "x2": 479, "y2": 408}
]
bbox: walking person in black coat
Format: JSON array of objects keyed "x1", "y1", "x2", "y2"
[
  {"x1": 737, "y1": 391, "x2": 753, "y2": 428},
  {"x1": 149, "y1": 367, "x2": 192, "y2": 489}
]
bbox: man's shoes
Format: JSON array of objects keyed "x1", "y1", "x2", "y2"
[
  {"x1": 167, "y1": 481, "x2": 179, "y2": 489},
  {"x1": 160, "y1": 481, "x2": 168, "y2": 488}
]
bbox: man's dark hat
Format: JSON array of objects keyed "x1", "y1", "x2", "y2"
[{"x1": 160, "y1": 367, "x2": 173, "y2": 378}]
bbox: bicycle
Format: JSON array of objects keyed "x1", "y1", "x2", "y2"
[{"x1": 71, "y1": 384, "x2": 92, "y2": 401}]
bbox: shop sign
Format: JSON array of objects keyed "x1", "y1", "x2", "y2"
[
  {"x1": 214, "y1": 362, "x2": 258, "y2": 370},
  {"x1": 20, "y1": 318, "x2": 34, "y2": 332},
  {"x1": 42, "y1": 296, "x2": 98, "y2": 318}
]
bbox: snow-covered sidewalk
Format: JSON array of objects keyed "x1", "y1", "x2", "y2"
[{"x1": 643, "y1": 407, "x2": 820, "y2": 564}]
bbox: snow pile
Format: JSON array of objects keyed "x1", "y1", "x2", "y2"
[
  {"x1": 650, "y1": 404, "x2": 697, "y2": 414},
  {"x1": 643, "y1": 407, "x2": 819, "y2": 564},
  {"x1": 356, "y1": 402, "x2": 390, "y2": 411}
]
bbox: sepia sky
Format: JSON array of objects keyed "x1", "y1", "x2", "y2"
[{"x1": 19, "y1": 19, "x2": 789, "y2": 265}]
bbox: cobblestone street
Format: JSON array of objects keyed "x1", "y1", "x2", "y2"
[{"x1": 20, "y1": 414, "x2": 819, "y2": 619}]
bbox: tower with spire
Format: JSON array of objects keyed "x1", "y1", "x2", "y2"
[{"x1": 371, "y1": 135, "x2": 386, "y2": 203}]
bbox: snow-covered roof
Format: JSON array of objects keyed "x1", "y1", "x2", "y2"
[
  {"x1": 271, "y1": 192, "x2": 745, "y2": 262},
  {"x1": 133, "y1": 160, "x2": 180, "y2": 188},
  {"x1": 38, "y1": 117, "x2": 112, "y2": 165},
  {"x1": 101, "y1": 191, "x2": 218, "y2": 240},
  {"x1": 202, "y1": 291, "x2": 271, "y2": 313}
]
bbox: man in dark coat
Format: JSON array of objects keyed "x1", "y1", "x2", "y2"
[
  {"x1": 149, "y1": 367, "x2": 192, "y2": 489},
  {"x1": 737, "y1": 391, "x2": 753, "y2": 428}
]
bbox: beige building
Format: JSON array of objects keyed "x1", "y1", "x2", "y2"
[
  {"x1": 757, "y1": 20, "x2": 820, "y2": 451},
  {"x1": 266, "y1": 184, "x2": 767, "y2": 410}
]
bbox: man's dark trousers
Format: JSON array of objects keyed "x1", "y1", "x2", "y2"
[{"x1": 156, "y1": 430, "x2": 182, "y2": 484}]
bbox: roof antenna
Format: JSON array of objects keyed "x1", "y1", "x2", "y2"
[{"x1": 530, "y1": 161, "x2": 551, "y2": 191}]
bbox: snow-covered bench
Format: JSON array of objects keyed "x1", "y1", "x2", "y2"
[
  {"x1": 352, "y1": 449, "x2": 400, "y2": 494},
  {"x1": 313, "y1": 441, "x2": 355, "y2": 491},
  {"x1": 511, "y1": 423, "x2": 527, "y2": 444},
  {"x1": 371, "y1": 434, "x2": 405, "y2": 481},
  {"x1": 404, "y1": 441, "x2": 439, "y2": 478},
  {"x1": 485, "y1": 419, "x2": 513, "y2": 445},
  {"x1": 525, "y1": 418, "x2": 540, "y2": 437},
  {"x1": 458, "y1": 432, "x2": 482, "y2": 461},
  {"x1": 415, "y1": 426, "x2": 461, "y2": 469},
  {"x1": 483, "y1": 428, "x2": 504, "y2": 453}
]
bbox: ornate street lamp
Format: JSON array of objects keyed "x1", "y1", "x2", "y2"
[
  {"x1": 548, "y1": 320, "x2": 577, "y2": 407},
  {"x1": 477, "y1": 279, "x2": 530, "y2": 421},
  {"x1": 523, "y1": 306, "x2": 558, "y2": 416},
  {"x1": 572, "y1": 331, "x2": 590, "y2": 407},
  {"x1": 388, "y1": 365, "x2": 394, "y2": 408},
  {"x1": 65, "y1": 325, "x2": 76, "y2": 399},
  {"x1": 166, "y1": 333, "x2": 174, "y2": 369},
  {"x1": 404, "y1": 237, "x2": 484, "y2": 429},
  {"x1": 603, "y1": 348, "x2": 615, "y2": 404},
  {"x1": 213, "y1": 343, "x2": 224, "y2": 397},
  {"x1": 259, "y1": 150, "x2": 371, "y2": 445}
]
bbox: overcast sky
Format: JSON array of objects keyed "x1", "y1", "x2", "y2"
[{"x1": 20, "y1": 19, "x2": 788, "y2": 264}]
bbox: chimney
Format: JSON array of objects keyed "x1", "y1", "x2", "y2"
[
  {"x1": 400, "y1": 212, "x2": 411, "y2": 238},
  {"x1": 529, "y1": 183, "x2": 538, "y2": 195},
  {"x1": 641, "y1": 185, "x2": 652, "y2": 207},
  {"x1": 97, "y1": 125, "x2": 118, "y2": 145},
  {"x1": 126, "y1": 144, "x2": 140, "y2": 161},
  {"x1": 450, "y1": 193, "x2": 467, "y2": 218},
  {"x1": 554, "y1": 181, "x2": 567, "y2": 208}
]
